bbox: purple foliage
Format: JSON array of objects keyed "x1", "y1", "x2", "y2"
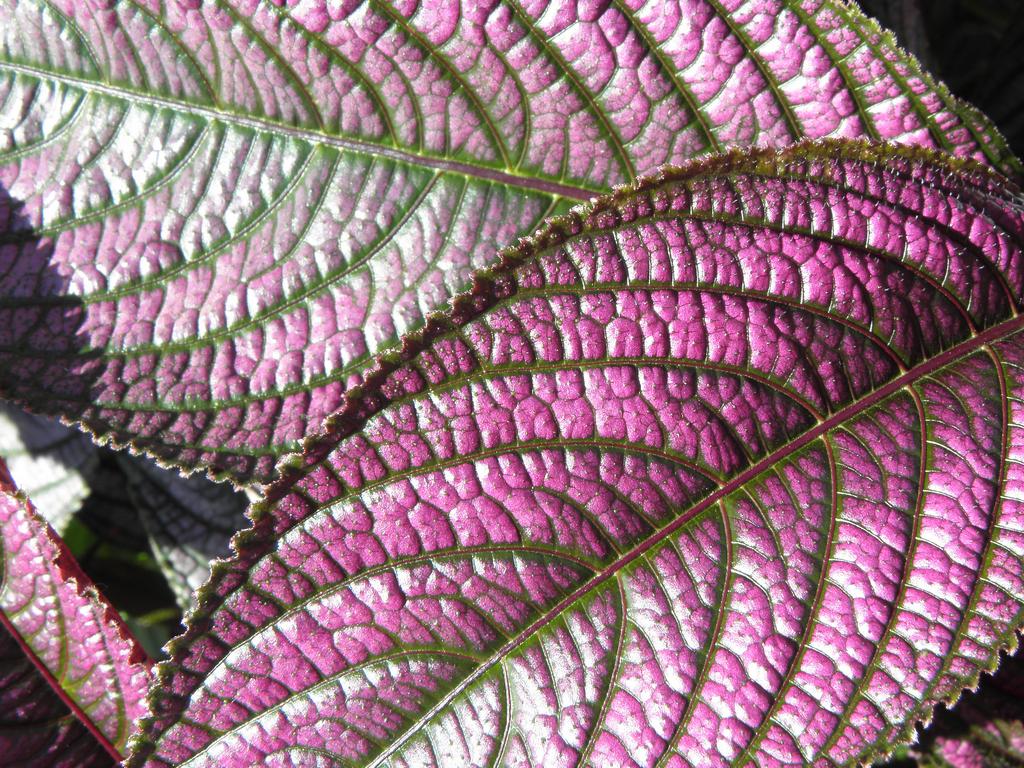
[
  {"x1": 912, "y1": 650, "x2": 1024, "y2": 767},
  {"x1": 2, "y1": 2, "x2": 1024, "y2": 765},
  {"x1": 127, "y1": 142, "x2": 1024, "y2": 767},
  {"x1": 0, "y1": 0, "x2": 1018, "y2": 481},
  {"x1": 0, "y1": 623, "x2": 115, "y2": 767},
  {"x1": 0, "y1": 463, "x2": 151, "y2": 760}
]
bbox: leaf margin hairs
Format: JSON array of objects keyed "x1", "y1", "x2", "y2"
[
  {"x1": 128, "y1": 138, "x2": 1024, "y2": 767},
  {"x1": 0, "y1": 456, "x2": 152, "y2": 761},
  {"x1": 0, "y1": 0, "x2": 1021, "y2": 482}
]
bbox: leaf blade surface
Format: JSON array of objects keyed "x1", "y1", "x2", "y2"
[
  {"x1": 130, "y1": 142, "x2": 1024, "y2": 767},
  {"x1": 0, "y1": 619, "x2": 116, "y2": 767},
  {"x1": 0, "y1": 462, "x2": 151, "y2": 760},
  {"x1": 0, "y1": 0, "x2": 1018, "y2": 480}
]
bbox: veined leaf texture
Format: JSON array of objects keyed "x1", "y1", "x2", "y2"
[
  {"x1": 0, "y1": 624, "x2": 116, "y2": 768},
  {"x1": 913, "y1": 649, "x2": 1024, "y2": 767},
  {"x1": 0, "y1": 0, "x2": 1019, "y2": 481},
  {"x1": 127, "y1": 143, "x2": 1024, "y2": 767},
  {"x1": 0, "y1": 401, "x2": 250, "y2": 608},
  {"x1": 0, "y1": 463, "x2": 150, "y2": 764}
]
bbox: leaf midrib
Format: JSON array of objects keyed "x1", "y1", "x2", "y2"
[
  {"x1": 0, "y1": 59, "x2": 599, "y2": 202},
  {"x1": 0, "y1": 552, "x2": 123, "y2": 763},
  {"x1": 361, "y1": 310, "x2": 1024, "y2": 768}
]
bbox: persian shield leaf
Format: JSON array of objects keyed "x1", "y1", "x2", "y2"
[
  {"x1": 128, "y1": 142, "x2": 1024, "y2": 767},
  {"x1": 913, "y1": 650, "x2": 1024, "y2": 768},
  {"x1": 0, "y1": 620, "x2": 117, "y2": 767},
  {"x1": 0, "y1": 462, "x2": 151, "y2": 760},
  {"x1": 0, "y1": 0, "x2": 1018, "y2": 482}
]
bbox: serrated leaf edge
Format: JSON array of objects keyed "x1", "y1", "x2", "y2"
[
  {"x1": 124, "y1": 139, "x2": 1024, "y2": 766},
  {"x1": 0, "y1": 457, "x2": 152, "y2": 761}
]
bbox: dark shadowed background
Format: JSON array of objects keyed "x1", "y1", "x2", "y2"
[{"x1": 856, "y1": 0, "x2": 1024, "y2": 160}]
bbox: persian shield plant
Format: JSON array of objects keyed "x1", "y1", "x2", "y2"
[{"x1": 1, "y1": 1, "x2": 1023, "y2": 766}]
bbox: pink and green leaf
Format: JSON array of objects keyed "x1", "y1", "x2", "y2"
[
  {"x1": 126, "y1": 141, "x2": 1024, "y2": 767},
  {"x1": 913, "y1": 650, "x2": 1024, "y2": 768},
  {"x1": 0, "y1": 0, "x2": 1018, "y2": 482},
  {"x1": 0, "y1": 622, "x2": 116, "y2": 767},
  {"x1": 0, "y1": 461, "x2": 151, "y2": 761}
]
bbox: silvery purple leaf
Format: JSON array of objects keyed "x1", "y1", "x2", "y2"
[
  {"x1": 0, "y1": 461, "x2": 151, "y2": 761},
  {"x1": 0, "y1": 0, "x2": 1017, "y2": 482},
  {"x1": 912, "y1": 650, "x2": 1024, "y2": 768},
  {"x1": 0, "y1": 622, "x2": 115, "y2": 767},
  {"x1": 128, "y1": 142, "x2": 1024, "y2": 767}
]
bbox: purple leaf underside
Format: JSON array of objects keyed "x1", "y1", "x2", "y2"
[
  {"x1": 915, "y1": 648, "x2": 1024, "y2": 767},
  {"x1": 129, "y1": 142, "x2": 1024, "y2": 768},
  {"x1": 0, "y1": 464, "x2": 151, "y2": 760},
  {"x1": 0, "y1": 0, "x2": 1018, "y2": 481}
]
